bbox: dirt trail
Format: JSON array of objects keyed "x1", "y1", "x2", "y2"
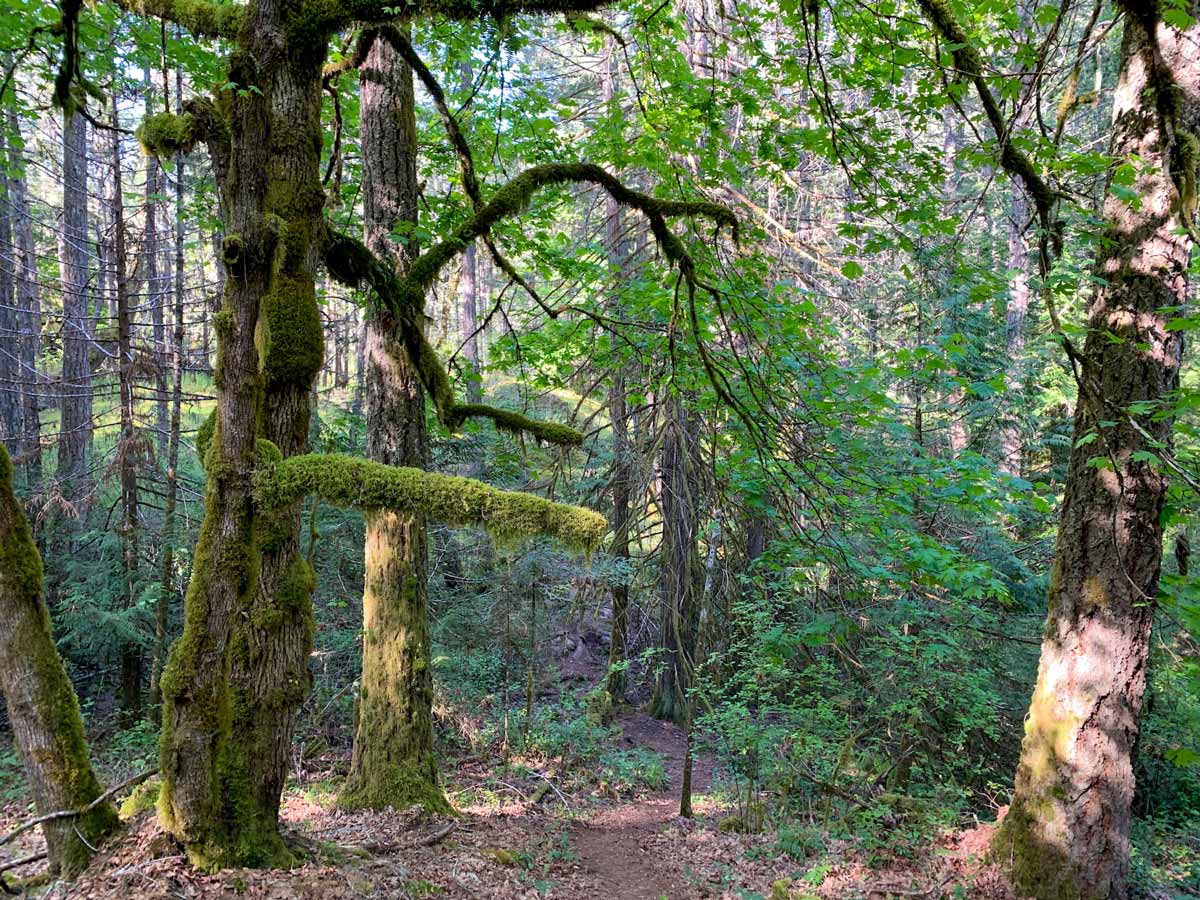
[{"x1": 568, "y1": 713, "x2": 715, "y2": 900}]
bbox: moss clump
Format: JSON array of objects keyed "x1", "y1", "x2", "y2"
[
  {"x1": 257, "y1": 276, "x2": 324, "y2": 392},
  {"x1": 253, "y1": 453, "x2": 607, "y2": 552},
  {"x1": 122, "y1": 0, "x2": 243, "y2": 38},
  {"x1": 119, "y1": 778, "x2": 161, "y2": 819},
  {"x1": 196, "y1": 409, "x2": 216, "y2": 467},
  {"x1": 136, "y1": 112, "x2": 198, "y2": 158}
]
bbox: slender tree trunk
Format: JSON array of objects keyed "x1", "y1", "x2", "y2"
[
  {"x1": 992, "y1": 11, "x2": 1198, "y2": 899},
  {"x1": 111, "y1": 97, "x2": 143, "y2": 721},
  {"x1": 152, "y1": 50, "x2": 187, "y2": 716},
  {"x1": 144, "y1": 73, "x2": 169, "y2": 465},
  {"x1": 57, "y1": 108, "x2": 91, "y2": 503},
  {"x1": 6, "y1": 108, "x2": 41, "y2": 486},
  {"x1": 649, "y1": 392, "x2": 701, "y2": 725},
  {"x1": 0, "y1": 126, "x2": 18, "y2": 446},
  {"x1": 0, "y1": 443, "x2": 119, "y2": 875},
  {"x1": 339, "y1": 26, "x2": 447, "y2": 813}
]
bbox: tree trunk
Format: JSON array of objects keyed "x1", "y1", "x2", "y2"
[
  {"x1": 143, "y1": 73, "x2": 169, "y2": 465},
  {"x1": 57, "y1": 108, "x2": 91, "y2": 503},
  {"x1": 0, "y1": 126, "x2": 18, "y2": 446},
  {"x1": 224, "y1": 45, "x2": 326, "y2": 863},
  {"x1": 339, "y1": 26, "x2": 447, "y2": 813},
  {"x1": 111, "y1": 97, "x2": 144, "y2": 721},
  {"x1": 992, "y1": 10, "x2": 1198, "y2": 899},
  {"x1": 6, "y1": 107, "x2": 41, "y2": 486},
  {"x1": 649, "y1": 392, "x2": 701, "y2": 725},
  {"x1": 0, "y1": 443, "x2": 119, "y2": 875},
  {"x1": 153, "y1": 51, "x2": 187, "y2": 717},
  {"x1": 602, "y1": 36, "x2": 632, "y2": 704},
  {"x1": 157, "y1": 13, "x2": 324, "y2": 865}
]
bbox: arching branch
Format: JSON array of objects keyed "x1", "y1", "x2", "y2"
[
  {"x1": 112, "y1": 0, "x2": 244, "y2": 39},
  {"x1": 322, "y1": 164, "x2": 733, "y2": 445},
  {"x1": 254, "y1": 452, "x2": 607, "y2": 551}
]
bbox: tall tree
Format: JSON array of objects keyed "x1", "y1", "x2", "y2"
[
  {"x1": 338, "y1": 25, "x2": 447, "y2": 812},
  {"x1": 989, "y1": 6, "x2": 1199, "y2": 899},
  {"x1": 111, "y1": 94, "x2": 144, "y2": 720},
  {"x1": 5, "y1": 107, "x2": 41, "y2": 485},
  {"x1": 57, "y1": 107, "x2": 91, "y2": 502}
]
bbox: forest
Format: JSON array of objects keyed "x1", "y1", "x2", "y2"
[{"x1": 0, "y1": 0, "x2": 1195, "y2": 897}]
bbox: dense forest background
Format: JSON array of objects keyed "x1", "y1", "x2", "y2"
[{"x1": 0, "y1": 0, "x2": 1196, "y2": 896}]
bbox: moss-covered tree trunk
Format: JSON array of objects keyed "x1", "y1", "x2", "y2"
[
  {"x1": 0, "y1": 443, "x2": 119, "y2": 875},
  {"x1": 225, "y1": 43, "x2": 325, "y2": 861},
  {"x1": 155, "y1": 10, "x2": 283, "y2": 864},
  {"x1": 992, "y1": 8, "x2": 1198, "y2": 899},
  {"x1": 339, "y1": 27, "x2": 447, "y2": 813}
]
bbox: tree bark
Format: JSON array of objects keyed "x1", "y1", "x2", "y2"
[
  {"x1": 57, "y1": 108, "x2": 92, "y2": 503},
  {"x1": 0, "y1": 443, "x2": 118, "y2": 875},
  {"x1": 6, "y1": 107, "x2": 41, "y2": 486},
  {"x1": 649, "y1": 391, "x2": 701, "y2": 725},
  {"x1": 339, "y1": 26, "x2": 447, "y2": 813},
  {"x1": 992, "y1": 9, "x2": 1199, "y2": 899}
]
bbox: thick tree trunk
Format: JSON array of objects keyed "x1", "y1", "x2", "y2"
[
  {"x1": 0, "y1": 443, "x2": 119, "y2": 875},
  {"x1": 157, "y1": 15, "x2": 296, "y2": 864},
  {"x1": 57, "y1": 108, "x2": 92, "y2": 502},
  {"x1": 224, "y1": 47, "x2": 326, "y2": 862},
  {"x1": 992, "y1": 10, "x2": 1198, "y2": 900},
  {"x1": 649, "y1": 392, "x2": 701, "y2": 725},
  {"x1": 339, "y1": 27, "x2": 447, "y2": 813}
]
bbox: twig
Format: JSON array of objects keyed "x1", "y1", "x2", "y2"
[{"x1": 0, "y1": 768, "x2": 157, "y2": 848}]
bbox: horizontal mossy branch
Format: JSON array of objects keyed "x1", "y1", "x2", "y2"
[
  {"x1": 254, "y1": 453, "x2": 607, "y2": 551},
  {"x1": 113, "y1": 0, "x2": 243, "y2": 38},
  {"x1": 448, "y1": 404, "x2": 583, "y2": 445}
]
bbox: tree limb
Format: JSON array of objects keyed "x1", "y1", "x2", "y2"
[
  {"x1": 111, "y1": 0, "x2": 243, "y2": 39},
  {"x1": 253, "y1": 452, "x2": 608, "y2": 551}
]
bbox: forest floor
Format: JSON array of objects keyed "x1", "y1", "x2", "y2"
[{"x1": 0, "y1": 709, "x2": 1021, "y2": 900}]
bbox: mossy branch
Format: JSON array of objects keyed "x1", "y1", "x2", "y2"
[
  {"x1": 136, "y1": 99, "x2": 231, "y2": 181},
  {"x1": 321, "y1": 227, "x2": 584, "y2": 446},
  {"x1": 112, "y1": 0, "x2": 243, "y2": 38},
  {"x1": 325, "y1": 0, "x2": 610, "y2": 31},
  {"x1": 916, "y1": 0, "x2": 1062, "y2": 261},
  {"x1": 254, "y1": 452, "x2": 607, "y2": 551}
]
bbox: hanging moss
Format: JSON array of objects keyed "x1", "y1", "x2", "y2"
[
  {"x1": 254, "y1": 453, "x2": 607, "y2": 552},
  {"x1": 257, "y1": 275, "x2": 324, "y2": 392}
]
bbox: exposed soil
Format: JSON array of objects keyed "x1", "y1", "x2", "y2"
[{"x1": 0, "y1": 711, "x2": 1018, "y2": 899}]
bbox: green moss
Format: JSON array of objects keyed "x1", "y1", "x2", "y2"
[
  {"x1": 136, "y1": 112, "x2": 198, "y2": 158},
  {"x1": 119, "y1": 778, "x2": 161, "y2": 819},
  {"x1": 253, "y1": 453, "x2": 607, "y2": 552},
  {"x1": 197, "y1": 410, "x2": 216, "y2": 468},
  {"x1": 337, "y1": 761, "x2": 451, "y2": 814},
  {"x1": 122, "y1": 0, "x2": 243, "y2": 38},
  {"x1": 257, "y1": 276, "x2": 324, "y2": 391},
  {"x1": 0, "y1": 443, "x2": 120, "y2": 875},
  {"x1": 449, "y1": 403, "x2": 583, "y2": 446}
]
